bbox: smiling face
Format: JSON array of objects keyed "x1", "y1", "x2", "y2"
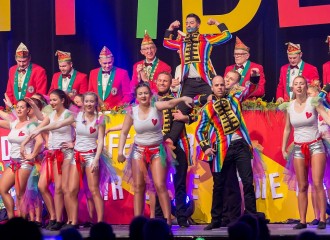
[
  {"x1": 49, "y1": 93, "x2": 64, "y2": 111},
  {"x1": 156, "y1": 73, "x2": 172, "y2": 94},
  {"x1": 233, "y1": 49, "x2": 250, "y2": 66},
  {"x1": 136, "y1": 85, "x2": 151, "y2": 105},
  {"x1": 16, "y1": 100, "x2": 29, "y2": 118},
  {"x1": 83, "y1": 94, "x2": 97, "y2": 113},
  {"x1": 140, "y1": 43, "x2": 157, "y2": 62}
]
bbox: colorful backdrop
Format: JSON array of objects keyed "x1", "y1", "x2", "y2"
[{"x1": 1, "y1": 0, "x2": 330, "y2": 102}]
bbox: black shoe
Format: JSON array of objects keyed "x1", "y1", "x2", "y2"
[
  {"x1": 178, "y1": 219, "x2": 189, "y2": 228},
  {"x1": 221, "y1": 221, "x2": 229, "y2": 227},
  {"x1": 309, "y1": 219, "x2": 320, "y2": 225},
  {"x1": 49, "y1": 221, "x2": 65, "y2": 231},
  {"x1": 45, "y1": 220, "x2": 56, "y2": 230},
  {"x1": 34, "y1": 221, "x2": 43, "y2": 228},
  {"x1": 317, "y1": 221, "x2": 326, "y2": 229},
  {"x1": 83, "y1": 221, "x2": 93, "y2": 228},
  {"x1": 293, "y1": 223, "x2": 307, "y2": 229},
  {"x1": 204, "y1": 222, "x2": 221, "y2": 230}
]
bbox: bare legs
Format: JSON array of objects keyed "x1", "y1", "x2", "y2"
[
  {"x1": 294, "y1": 153, "x2": 326, "y2": 224},
  {"x1": 0, "y1": 168, "x2": 31, "y2": 219}
]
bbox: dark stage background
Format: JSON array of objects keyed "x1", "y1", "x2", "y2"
[{"x1": 0, "y1": 0, "x2": 329, "y2": 103}]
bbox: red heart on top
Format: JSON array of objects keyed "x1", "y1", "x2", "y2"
[
  {"x1": 152, "y1": 119, "x2": 157, "y2": 126},
  {"x1": 305, "y1": 112, "x2": 312, "y2": 119},
  {"x1": 90, "y1": 127, "x2": 96, "y2": 134},
  {"x1": 319, "y1": 115, "x2": 324, "y2": 121},
  {"x1": 18, "y1": 131, "x2": 25, "y2": 136}
]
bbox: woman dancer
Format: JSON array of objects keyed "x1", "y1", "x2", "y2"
[
  {"x1": 117, "y1": 82, "x2": 192, "y2": 225},
  {"x1": 0, "y1": 99, "x2": 43, "y2": 219},
  {"x1": 282, "y1": 76, "x2": 330, "y2": 229},
  {"x1": 30, "y1": 89, "x2": 75, "y2": 230}
]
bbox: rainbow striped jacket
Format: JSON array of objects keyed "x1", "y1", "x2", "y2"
[{"x1": 195, "y1": 84, "x2": 255, "y2": 172}]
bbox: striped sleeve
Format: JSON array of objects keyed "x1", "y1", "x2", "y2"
[
  {"x1": 205, "y1": 24, "x2": 232, "y2": 45},
  {"x1": 195, "y1": 105, "x2": 211, "y2": 152},
  {"x1": 163, "y1": 30, "x2": 180, "y2": 50}
]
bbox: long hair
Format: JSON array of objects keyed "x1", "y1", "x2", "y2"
[{"x1": 49, "y1": 89, "x2": 70, "y2": 109}]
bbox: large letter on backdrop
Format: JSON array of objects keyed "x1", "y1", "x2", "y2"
[
  {"x1": 182, "y1": 0, "x2": 261, "y2": 33},
  {"x1": 278, "y1": 0, "x2": 330, "y2": 27},
  {"x1": 0, "y1": 0, "x2": 11, "y2": 31},
  {"x1": 136, "y1": 0, "x2": 158, "y2": 39},
  {"x1": 55, "y1": 0, "x2": 76, "y2": 35}
]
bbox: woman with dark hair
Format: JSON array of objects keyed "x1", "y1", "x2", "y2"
[
  {"x1": 28, "y1": 89, "x2": 75, "y2": 230},
  {"x1": 117, "y1": 82, "x2": 192, "y2": 225},
  {"x1": 282, "y1": 76, "x2": 330, "y2": 229},
  {"x1": 0, "y1": 99, "x2": 43, "y2": 219}
]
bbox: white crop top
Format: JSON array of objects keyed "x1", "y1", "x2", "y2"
[
  {"x1": 132, "y1": 105, "x2": 163, "y2": 145},
  {"x1": 8, "y1": 120, "x2": 36, "y2": 158},
  {"x1": 288, "y1": 97, "x2": 320, "y2": 143},
  {"x1": 74, "y1": 112, "x2": 98, "y2": 151},
  {"x1": 48, "y1": 109, "x2": 74, "y2": 149}
]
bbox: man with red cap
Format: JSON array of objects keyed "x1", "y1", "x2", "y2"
[
  {"x1": 49, "y1": 50, "x2": 88, "y2": 97},
  {"x1": 224, "y1": 37, "x2": 266, "y2": 97},
  {"x1": 88, "y1": 46, "x2": 132, "y2": 109},
  {"x1": 276, "y1": 42, "x2": 319, "y2": 103},
  {"x1": 131, "y1": 31, "x2": 171, "y2": 93},
  {"x1": 323, "y1": 36, "x2": 330, "y2": 85},
  {"x1": 6, "y1": 42, "x2": 47, "y2": 104}
]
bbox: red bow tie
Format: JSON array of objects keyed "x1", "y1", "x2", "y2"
[
  {"x1": 102, "y1": 71, "x2": 110, "y2": 74},
  {"x1": 144, "y1": 63, "x2": 153, "y2": 67},
  {"x1": 62, "y1": 74, "x2": 71, "y2": 79},
  {"x1": 235, "y1": 65, "x2": 244, "y2": 70},
  {"x1": 290, "y1": 65, "x2": 299, "y2": 69},
  {"x1": 18, "y1": 69, "x2": 26, "y2": 74}
]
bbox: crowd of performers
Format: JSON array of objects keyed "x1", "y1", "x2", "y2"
[{"x1": 1, "y1": 12, "x2": 330, "y2": 231}]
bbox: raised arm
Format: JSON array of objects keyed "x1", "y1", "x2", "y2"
[{"x1": 155, "y1": 96, "x2": 192, "y2": 111}]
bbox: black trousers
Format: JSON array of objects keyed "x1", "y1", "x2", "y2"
[
  {"x1": 167, "y1": 78, "x2": 212, "y2": 142},
  {"x1": 155, "y1": 144, "x2": 188, "y2": 221},
  {"x1": 209, "y1": 139, "x2": 256, "y2": 223}
]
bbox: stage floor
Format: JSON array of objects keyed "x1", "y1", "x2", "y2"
[{"x1": 42, "y1": 224, "x2": 330, "y2": 240}]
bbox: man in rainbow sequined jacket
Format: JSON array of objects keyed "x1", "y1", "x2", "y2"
[
  {"x1": 195, "y1": 71, "x2": 258, "y2": 230},
  {"x1": 162, "y1": 13, "x2": 232, "y2": 146}
]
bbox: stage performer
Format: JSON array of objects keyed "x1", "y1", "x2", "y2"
[
  {"x1": 49, "y1": 50, "x2": 88, "y2": 97},
  {"x1": 131, "y1": 31, "x2": 171, "y2": 93},
  {"x1": 6, "y1": 42, "x2": 47, "y2": 104},
  {"x1": 195, "y1": 73, "x2": 259, "y2": 230},
  {"x1": 0, "y1": 100, "x2": 43, "y2": 219},
  {"x1": 153, "y1": 72, "x2": 193, "y2": 227},
  {"x1": 281, "y1": 76, "x2": 330, "y2": 230},
  {"x1": 88, "y1": 46, "x2": 132, "y2": 109},
  {"x1": 163, "y1": 13, "x2": 232, "y2": 144},
  {"x1": 276, "y1": 42, "x2": 319, "y2": 103},
  {"x1": 27, "y1": 89, "x2": 75, "y2": 231},
  {"x1": 30, "y1": 92, "x2": 117, "y2": 228},
  {"x1": 117, "y1": 82, "x2": 193, "y2": 226},
  {"x1": 224, "y1": 37, "x2": 265, "y2": 98}
]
